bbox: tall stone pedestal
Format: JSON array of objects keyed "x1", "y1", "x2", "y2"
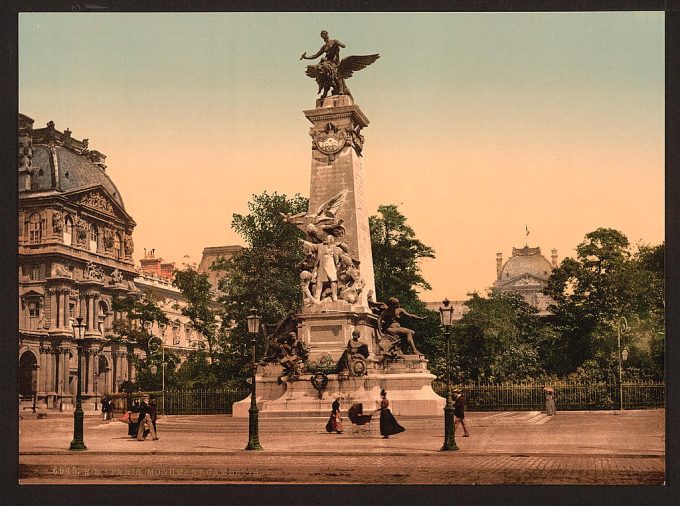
[{"x1": 304, "y1": 95, "x2": 375, "y2": 308}]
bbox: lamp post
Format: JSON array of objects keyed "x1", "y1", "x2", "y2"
[
  {"x1": 439, "y1": 298, "x2": 458, "y2": 451},
  {"x1": 148, "y1": 331, "x2": 166, "y2": 416},
  {"x1": 617, "y1": 317, "x2": 629, "y2": 411},
  {"x1": 69, "y1": 316, "x2": 87, "y2": 451},
  {"x1": 245, "y1": 308, "x2": 263, "y2": 451}
]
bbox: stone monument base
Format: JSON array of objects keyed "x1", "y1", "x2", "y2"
[{"x1": 232, "y1": 357, "x2": 445, "y2": 418}]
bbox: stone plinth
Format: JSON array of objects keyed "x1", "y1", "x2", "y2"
[
  {"x1": 298, "y1": 304, "x2": 378, "y2": 363},
  {"x1": 304, "y1": 96, "x2": 375, "y2": 308},
  {"x1": 232, "y1": 358, "x2": 445, "y2": 418}
]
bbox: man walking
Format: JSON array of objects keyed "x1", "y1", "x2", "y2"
[
  {"x1": 137, "y1": 395, "x2": 159, "y2": 441},
  {"x1": 453, "y1": 388, "x2": 470, "y2": 437}
]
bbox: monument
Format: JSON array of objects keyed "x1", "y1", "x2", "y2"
[{"x1": 233, "y1": 32, "x2": 444, "y2": 417}]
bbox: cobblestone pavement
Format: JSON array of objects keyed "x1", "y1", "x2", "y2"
[{"x1": 19, "y1": 410, "x2": 665, "y2": 484}]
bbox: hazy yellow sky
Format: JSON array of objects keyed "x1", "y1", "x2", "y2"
[{"x1": 19, "y1": 12, "x2": 664, "y2": 301}]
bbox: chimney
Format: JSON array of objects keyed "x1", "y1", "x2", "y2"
[
  {"x1": 496, "y1": 252, "x2": 503, "y2": 277},
  {"x1": 140, "y1": 249, "x2": 162, "y2": 277},
  {"x1": 18, "y1": 114, "x2": 35, "y2": 191},
  {"x1": 160, "y1": 262, "x2": 175, "y2": 281},
  {"x1": 551, "y1": 248, "x2": 558, "y2": 268}
]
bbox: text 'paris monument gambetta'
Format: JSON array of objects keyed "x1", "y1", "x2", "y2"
[{"x1": 233, "y1": 31, "x2": 444, "y2": 417}]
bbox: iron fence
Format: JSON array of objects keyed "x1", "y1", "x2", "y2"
[
  {"x1": 109, "y1": 388, "x2": 249, "y2": 415},
  {"x1": 432, "y1": 381, "x2": 665, "y2": 411},
  {"x1": 162, "y1": 389, "x2": 249, "y2": 415}
]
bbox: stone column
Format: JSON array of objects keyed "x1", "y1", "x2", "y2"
[
  {"x1": 62, "y1": 289, "x2": 70, "y2": 329},
  {"x1": 86, "y1": 349, "x2": 95, "y2": 394},
  {"x1": 37, "y1": 345, "x2": 46, "y2": 394},
  {"x1": 50, "y1": 290, "x2": 58, "y2": 329},
  {"x1": 44, "y1": 347, "x2": 54, "y2": 393},
  {"x1": 62, "y1": 347, "x2": 71, "y2": 402}
]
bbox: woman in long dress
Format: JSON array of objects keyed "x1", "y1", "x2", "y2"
[
  {"x1": 325, "y1": 397, "x2": 344, "y2": 433},
  {"x1": 545, "y1": 391, "x2": 557, "y2": 416},
  {"x1": 379, "y1": 390, "x2": 405, "y2": 439}
]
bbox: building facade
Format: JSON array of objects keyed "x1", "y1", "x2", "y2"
[
  {"x1": 492, "y1": 245, "x2": 558, "y2": 315},
  {"x1": 18, "y1": 114, "x2": 141, "y2": 411}
]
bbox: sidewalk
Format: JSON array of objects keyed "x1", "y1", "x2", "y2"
[{"x1": 19, "y1": 410, "x2": 665, "y2": 484}]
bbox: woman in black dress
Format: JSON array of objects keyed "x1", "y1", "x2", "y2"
[
  {"x1": 325, "y1": 397, "x2": 343, "y2": 434},
  {"x1": 379, "y1": 389, "x2": 405, "y2": 439}
]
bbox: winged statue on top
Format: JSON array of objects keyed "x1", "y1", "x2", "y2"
[{"x1": 300, "y1": 31, "x2": 380, "y2": 100}]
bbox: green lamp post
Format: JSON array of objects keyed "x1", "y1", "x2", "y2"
[
  {"x1": 245, "y1": 308, "x2": 263, "y2": 451},
  {"x1": 69, "y1": 316, "x2": 87, "y2": 451},
  {"x1": 439, "y1": 299, "x2": 459, "y2": 451}
]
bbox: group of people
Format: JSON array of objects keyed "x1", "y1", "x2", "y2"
[
  {"x1": 326, "y1": 388, "x2": 471, "y2": 439},
  {"x1": 325, "y1": 389, "x2": 406, "y2": 439},
  {"x1": 121, "y1": 395, "x2": 159, "y2": 441}
]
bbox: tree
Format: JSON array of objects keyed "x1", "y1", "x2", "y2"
[
  {"x1": 452, "y1": 291, "x2": 553, "y2": 382},
  {"x1": 369, "y1": 204, "x2": 435, "y2": 308},
  {"x1": 211, "y1": 191, "x2": 309, "y2": 384},
  {"x1": 545, "y1": 229, "x2": 664, "y2": 379},
  {"x1": 173, "y1": 266, "x2": 221, "y2": 362}
]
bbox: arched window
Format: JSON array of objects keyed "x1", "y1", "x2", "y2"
[
  {"x1": 63, "y1": 215, "x2": 74, "y2": 245},
  {"x1": 27, "y1": 212, "x2": 44, "y2": 244},
  {"x1": 89, "y1": 224, "x2": 98, "y2": 253}
]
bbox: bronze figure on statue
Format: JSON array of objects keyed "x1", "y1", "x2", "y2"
[{"x1": 301, "y1": 30, "x2": 380, "y2": 100}]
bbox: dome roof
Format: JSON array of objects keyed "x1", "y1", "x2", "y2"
[
  {"x1": 31, "y1": 145, "x2": 126, "y2": 209},
  {"x1": 498, "y1": 246, "x2": 553, "y2": 282}
]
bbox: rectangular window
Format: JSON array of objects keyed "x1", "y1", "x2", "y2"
[{"x1": 30, "y1": 265, "x2": 40, "y2": 281}]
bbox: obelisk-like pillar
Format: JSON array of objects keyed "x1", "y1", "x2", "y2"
[{"x1": 303, "y1": 95, "x2": 375, "y2": 307}]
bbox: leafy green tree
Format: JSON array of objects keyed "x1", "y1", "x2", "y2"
[
  {"x1": 452, "y1": 291, "x2": 553, "y2": 382},
  {"x1": 369, "y1": 204, "x2": 435, "y2": 308},
  {"x1": 545, "y1": 229, "x2": 664, "y2": 379},
  {"x1": 111, "y1": 291, "x2": 169, "y2": 349},
  {"x1": 211, "y1": 191, "x2": 309, "y2": 384},
  {"x1": 173, "y1": 266, "x2": 221, "y2": 362}
]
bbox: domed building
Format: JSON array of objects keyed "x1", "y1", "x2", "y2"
[
  {"x1": 18, "y1": 114, "x2": 140, "y2": 412},
  {"x1": 492, "y1": 245, "x2": 558, "y2": 315}
]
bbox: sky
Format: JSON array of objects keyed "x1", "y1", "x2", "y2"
[{"x1": 19, "y1": 12, "x2": 664, "y2": 301}]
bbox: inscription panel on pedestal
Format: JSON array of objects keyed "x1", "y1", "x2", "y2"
[{"x1": 309, "y1": 324, "x2": 344, "y2": 345}]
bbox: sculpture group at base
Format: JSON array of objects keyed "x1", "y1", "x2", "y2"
[{"x1": 282, "y1": 190, "x2": 366, "y2": 305}]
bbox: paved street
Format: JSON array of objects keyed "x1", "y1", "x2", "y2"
[{"x1": 19, "y1": 409, "x2": 665, "y2": 484}]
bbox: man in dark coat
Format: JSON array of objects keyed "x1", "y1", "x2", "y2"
[{"x1": 453, "y1": 388, "x2": 470, "y2": 437}]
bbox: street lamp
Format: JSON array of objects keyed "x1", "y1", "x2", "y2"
[
  {"x1": 245, "y1": 308, "x2": 263, "y2": 451},
  {"x1": 69, "y1": 316, "x2": 87, "y2": 451},
  {"x1": 617, "y1": 317, "x2": 629, "y2": 411},
  {"x1": 148, "y1": 332, "x2": 165, "y2": 416},
  {"x1": 439, "y1": 298, "x2": 458, "y2": 452}
]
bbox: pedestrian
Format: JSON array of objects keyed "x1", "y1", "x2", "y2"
[
  {"x1": 453, "y1": 388, "x2": 470, "y2": 437},
  {"x1": 137, "y1": 395, "x2": 159, "y2": 441},
  {"x1": 101, "y1": 396, "x2": 108, "y2": 420},
  {"x1": 379, "y1": 389, "x2": 405, "y2": 439},
  {"x1": 544, "y1": 387, "x2": 556, "y2": 416},
  {"x1": 128, "y1": 399, "x2": 140, "y2": 438},
  {"x1": 103, "y1": 396, "x2": 114, "y2": 420},
  {"x1": 145, "y1": 395, "x2": 158, "y2": 437},
  {"x1": 325, "y1": 397, "x2": 344, "y2": 434}
]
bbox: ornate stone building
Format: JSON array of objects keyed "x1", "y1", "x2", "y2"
[
  {"x1": 18, "y1": 114, "x2": 140, "y2": 411},
  {"x1": 492, "y1": 245, "x2": 558, "y2": 315},
  {"x1": 133, "y1": 250, "x2": 207, "y2": 360}
]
